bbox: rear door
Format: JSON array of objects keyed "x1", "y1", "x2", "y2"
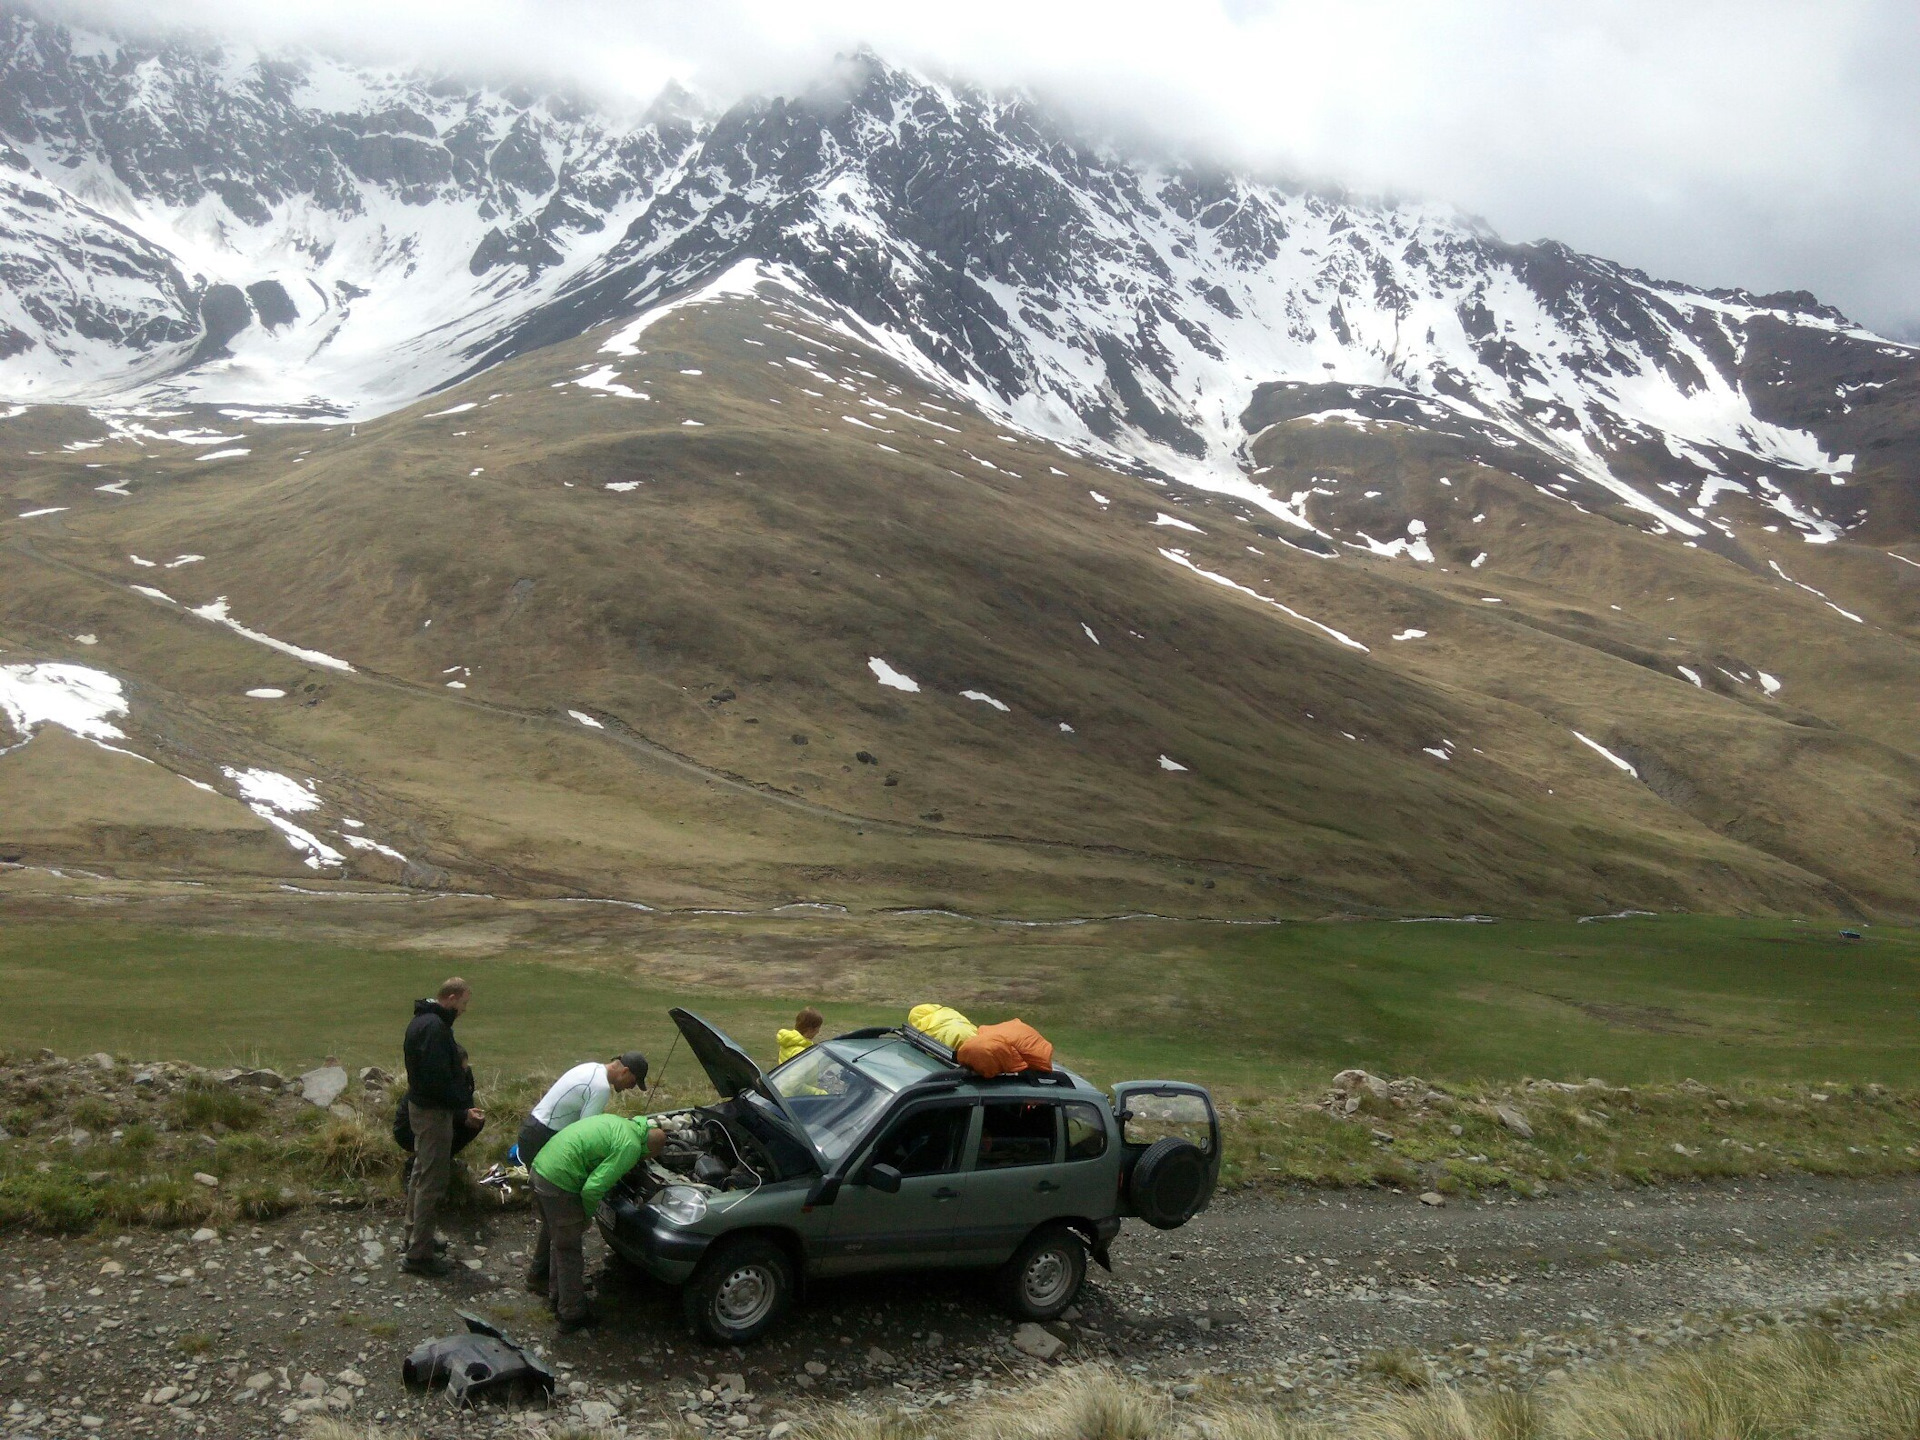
[
  {"x1": 818, "y1": 1100, "x2": 976, "y2": 1277},
  {"x1": 952, "y1": 1098, "x2": 1064, "y2": 1265},
  {"x1": 1110, "y1": 1081, "x2": 1221, "y2": 1212}
]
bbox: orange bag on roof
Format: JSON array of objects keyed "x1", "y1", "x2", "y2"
[{"x1": 955, "y1": 1019, "x2": 1054, "y2": 1078}]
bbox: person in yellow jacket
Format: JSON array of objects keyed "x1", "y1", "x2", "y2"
[{"x1": 777, "y1": 1006, "x2": 823, "y2": 1065}]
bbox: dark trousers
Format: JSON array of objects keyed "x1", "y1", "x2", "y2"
[
  {"x1": 404, "y1": 1103, "x2": 455, "y2": 1263},
  {"x1": 517, "y1": 1118, "x2": 558, "y2": 1288},
  {"x1": 532, "y1": 1173, "x2": 590, "y2": 1322}
]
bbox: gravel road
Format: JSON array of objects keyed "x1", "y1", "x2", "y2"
[{"x1": 5, "y1": 1175, "x2": 1918, "y2": 1438}]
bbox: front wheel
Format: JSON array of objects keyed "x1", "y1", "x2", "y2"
[
  {"x1": 996, "y1": 1224, "x2": 1087, "y2": 1320},
  {"x1": 682, "y1": 1236, "x2": 794, "y2": 1344}
]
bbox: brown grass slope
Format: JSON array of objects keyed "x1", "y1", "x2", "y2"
[{"x1": 1, "y1": 283, "x2": 1916, "y2": 916}]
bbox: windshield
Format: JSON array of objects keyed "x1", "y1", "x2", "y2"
[{"x1": 770, "y1": 1042, "x2": 927, "y2": 1164}]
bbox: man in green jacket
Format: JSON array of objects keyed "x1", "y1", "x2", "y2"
[{"x1": 530, "y1": 1112, "x2": 665, "y2": 1331}]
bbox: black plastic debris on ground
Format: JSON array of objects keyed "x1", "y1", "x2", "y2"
[{"x1": 403, "y1": 1311, "x2": 556, "y2": 1406}]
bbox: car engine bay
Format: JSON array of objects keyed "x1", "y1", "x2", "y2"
[{"x1": 635, "y1": 1106, "x2": 779, "y2": 1196}]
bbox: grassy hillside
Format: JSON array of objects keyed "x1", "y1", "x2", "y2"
[{"x1": 2, "y1": 276, "x2": 1918, "y2": 918}]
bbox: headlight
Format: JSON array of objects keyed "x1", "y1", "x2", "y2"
[{"x1": 651, "y1": 1185, "x2": 708, "y2": 1227}]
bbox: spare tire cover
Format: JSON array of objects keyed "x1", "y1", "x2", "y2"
[{"x1": 1129, "y1": 1136, "x2": 1212, "y2": 1229}]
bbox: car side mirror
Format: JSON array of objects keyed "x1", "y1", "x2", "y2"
[{"x1": 863, "y1": 1162, "x2": 903, "y2": 1194}]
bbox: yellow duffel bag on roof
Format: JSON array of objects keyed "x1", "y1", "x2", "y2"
[{"x1": 907, "y1": 1004, "x2": 978, "y2": 1050}]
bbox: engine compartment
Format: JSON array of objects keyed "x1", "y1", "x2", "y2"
[{"x1": 633, "y1": 1106, "x2": 779, "y2": 1198}]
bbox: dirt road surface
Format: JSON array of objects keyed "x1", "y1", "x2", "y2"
[{"x1": 5, "y1": 1176, "x2": 1919, "y2": 1437}]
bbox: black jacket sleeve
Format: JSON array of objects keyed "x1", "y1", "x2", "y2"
[{"x1": 404, "y1": 1012, "x2": 470, "y2": 1110}]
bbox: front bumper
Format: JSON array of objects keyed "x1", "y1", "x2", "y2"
[{"x1": 597, "y1": 1194, "x2": 713, "y2": 1285}]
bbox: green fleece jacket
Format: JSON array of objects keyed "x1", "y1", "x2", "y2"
[{"x1": 531, "y1": 1113, "x2": 652, "y2": 1217}]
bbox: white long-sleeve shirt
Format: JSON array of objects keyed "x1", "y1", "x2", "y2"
[{"x1": 530, "y1": 1061, "x2": 611, "y2": 1131}]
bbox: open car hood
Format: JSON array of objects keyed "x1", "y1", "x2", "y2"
[{"x1": 669, "y1": 1008, "x2": 826, "y2": 1171}]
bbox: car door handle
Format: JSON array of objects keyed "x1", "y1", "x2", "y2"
[
  {"x1": 932, "y1": 1187, "x2": 959, "y2": 1200},
  {"x1": 1034, "y1": 1181, "x2": 1060, "y2": 1193}
]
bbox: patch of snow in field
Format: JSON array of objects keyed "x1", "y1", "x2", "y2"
[
  {"x1": 1160, "y1": 548, "x2": 1368, "y2": 652},
  {"x1": 225, "y1": 766, "x2": 319, "y2": 812},
  {"x1": 1481, "y1": 596, "x2": 1503, "y2": 603},
  {"x1": 95, "y1": 479, "x2": 130, "y2": 495},
  {"x1": 0, "y1": 662, "x2": 128, "y2": 749},
  {"x1": 1676, "y1": 666, "x2": 1703, "y2": 687},
  {"x1": 681, "y1": 419, "x2": 704, "y2": 427},
  {"x1": 679, "y1": 369, "x2": 703, "y2": 376},
  {"x1": 1157, "y1": 754, "x2": 1188, "y2": 771},
  {"x1": 575, "y1": 366, "x2": 648, "y2": 400},
  {"x1": 1572, "y1": 731, "x2": 1639, "y2": 778},
  {"x1": 1889, "y1": 552, "x2": 1920, "y2": 570},
  {"x1": 245, "y1": 687, "x2": 285, "y2": 698},
  {"x1": 1058, "y1": 721, "x2": 1074, "y2": 733},
  {"x1": 568, "y1": 710, "x2": 604, "y2": 728},
  {"x1": 960, "y1": 689, "x2": 1009, "y2": 712},
  {"x1": 197, "y1": 448, "x2": 250, "y2": 461},
  {"x1": 1081, "y1": 623, "x2": 1100, "y2": 645},
  {"x1": 425, "y1": 402, "x2": 476, "y2": 417},
  {"x1": 1422, "y1": 745, "x2": 1451, "y2": 760},
  {"x1": 188, "y1": 597, "x2": 354, "y2": 671},
  {"x1": 445, "y1": 680, "x2": 466, "y2": 688},
  {"x1": 1392, "y1": 629, "x2": 1426, "y2": 641},
  {"x1": 220, "y1": 765, "x2": 342, "y2": 869},
  {"x1": 868, "y1": 657, "x2": 919, "y2": 692},
  {"x1": 1471, "y1": 552, "x2": 1488, "y2": 568},
  {"x1": 128, "y1": 553, "x2": 156, "y2": 567},
  {"x1": 1757, "y1": 671, "x2": 1782, "y2": 695},
  {"x1": 18, "y1": 507, "x2": 67, "y2": 518},
  {"x1": 130, "y1": 584, "x2": 173, "y2": 602},
  {"x1": 605, "y1": 481, "x2": 640, "y2": 492},
  {"x1": 1089, "y1": 491, "x2": 1110, "y2": 507},
  {"x1": 1351, "y1": 519, "x2": 1434, "y2": 562},
  {"x1": 165, "y1": 554, "x2": 203, "y2": 567},
  {"x1": 602, "y1": 258, "x2": 774, "y2": 357},
  {"x1": 1767, "y1": 560, "x2": 1863, "y2": 622},
  {"x1": 340, "y1": 833, "x2": 408, "y2": 861},
  {"x1": 1153, "y1": 512, "x2": 1204, "y2": 533}
]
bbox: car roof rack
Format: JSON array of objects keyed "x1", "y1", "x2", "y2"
[{"x1": 836, "y1": 1025, "x2": 960, "y2": 1068}]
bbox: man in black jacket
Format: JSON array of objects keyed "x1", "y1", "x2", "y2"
[{"x1": 401, "y1": 977, "x2": 483, "y2": 1276}]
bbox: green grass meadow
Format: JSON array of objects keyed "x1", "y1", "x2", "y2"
[{"x1": 3, "y1": 913, "x2": 1916, "y2": 1091}]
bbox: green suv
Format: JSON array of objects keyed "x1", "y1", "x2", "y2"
[{"x1": 599, "y1": 1009, "x2": 1220, "y2": 1344}]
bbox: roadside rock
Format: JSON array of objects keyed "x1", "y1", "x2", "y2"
[
  {"x1": 299, "y1": 1064, "x2": 350, "y2": 1108},
  {"x1": 1420, "y1": 1192, "x2": 1447, "y2": 1207},
  {"x1": 1011, "y1": 1324, "x2": 1064, "y2": 1361},
  {"x1": 1492, "y1": 1105, "x2": 1534, "y2": 1139}
]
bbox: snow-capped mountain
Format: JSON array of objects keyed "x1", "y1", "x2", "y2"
[{"x1": 1, "y1": 5, "x2": 1913, "y2": 545}]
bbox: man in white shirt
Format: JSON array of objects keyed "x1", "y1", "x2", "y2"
[{"x1": 520, "y1": 1052, "x2": 647, "y2": 1295}]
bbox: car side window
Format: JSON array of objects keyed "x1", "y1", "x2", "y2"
[
  {"x1": 975, "y1": 1101, "x2": 1059, "y2": 1170},
  {"x1": 1062, "y1": 1101, "x2": 1107, "y2": 1161},
  {"x1": 871, "y1": 1105, "x2": 971, "y2": 1177}
]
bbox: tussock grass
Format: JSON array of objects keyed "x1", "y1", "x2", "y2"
[{"x1": 783, "y1": 1320, "x2": 1920, "y2": 1439}]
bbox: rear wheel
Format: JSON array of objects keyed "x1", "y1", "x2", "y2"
[
  {"x1": 682, "y1": 1236, "x2": 793, "y2": 1345},
  {"x1": 996, "y1": 1224, "x2": 1087, "y2": 1320}
]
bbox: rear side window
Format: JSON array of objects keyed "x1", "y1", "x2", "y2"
[
  {"x1": 975, "y1": 1101, "x2": 1059, "y2": 1169},
  {"x1": 1063, "y1": 1101, "x2": 1107, "y2": 1161},
  {"x1": 1121, "y1": 1091, "x2": 1214, "y2": 1154}
]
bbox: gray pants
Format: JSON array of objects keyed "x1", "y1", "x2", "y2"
[
  {"x1": 532, "y1": 1173, "x2": 590, "y2": 1322},
  {"x1": 517, "y1": 1118, "x2": 558, "y2": 1289},
  {"x1": 404, "y1": 1103, "x2": 455, "y2": 1264}
]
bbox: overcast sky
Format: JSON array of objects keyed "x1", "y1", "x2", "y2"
[{"x1": 52, "y1": 0, "x2": 1920, "y2": 337}]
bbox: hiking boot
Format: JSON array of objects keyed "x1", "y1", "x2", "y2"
[
  {"x1": 400, "y1": 1254, "x2": 454, "y2": 1278},
  {"x1": 556, "y1": 1309, "x2": 600, "y2": 1335}
]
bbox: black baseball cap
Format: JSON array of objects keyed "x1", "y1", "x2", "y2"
[{"x1": 615, "y1": 1052, "x2": 649, "y2": 1088}]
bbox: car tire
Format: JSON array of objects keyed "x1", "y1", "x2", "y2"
[
  {"x1": 996, "y1": 1224, "x2": 1087, "y2": 1320},
  {"x1": 1129, "y1": 1136, "x2": 1213, "y2": 1230},
  {"x1": 682, "y1": 1236, "x2": 793, "y2": 1345}
]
